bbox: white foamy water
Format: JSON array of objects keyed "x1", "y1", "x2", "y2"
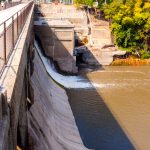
[{"x1": 34, "y1": 40, "x2": 115, "y2": 89}]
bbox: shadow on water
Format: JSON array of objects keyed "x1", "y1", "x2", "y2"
[
  {"x1": 66, "y1": 87, "x2": 135, "y2": 150},
  {"x1": 34, "y1": 11, "x2": 135, "y2": 150}
]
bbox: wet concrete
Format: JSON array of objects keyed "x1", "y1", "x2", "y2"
[{"x1": 67, "y1": 66, "x2": 150, "y2": 150}]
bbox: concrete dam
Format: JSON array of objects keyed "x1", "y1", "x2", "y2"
[
  {"x1": 1, "y1": 2, "x2": 150, "y2": 150},
  {"x1": 0, "y1": 3, "x2": 92, "y2": 149},
  {"x1": 29, "y1": 42, "x2": 90, "y2": 150}
]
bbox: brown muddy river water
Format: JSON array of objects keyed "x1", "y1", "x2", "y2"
[{"x1": 67, "y1": 66, "x2": 150, "y2": 150}]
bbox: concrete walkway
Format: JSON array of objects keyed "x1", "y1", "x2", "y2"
[
  {"x1": 0, "y1": 2, "x2": 30, "y2": 34},
  {"x1": 0, "y1": 2, "x2": 31, "y2": 70},
  {"x1": 0, "y1": 3, "x2": 28, "y2": 24}
]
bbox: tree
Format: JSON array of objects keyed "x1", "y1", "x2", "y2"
[{"x1": 103, "y1": 0, "x2": 150, "y2": 58}]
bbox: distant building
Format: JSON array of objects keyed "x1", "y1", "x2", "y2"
[
  {"x1": 63, "y1": 0, "x2": 73, "y2": 5},
  {"x1": 36, "y1": 0, "x2": 73, "y2": 4}
]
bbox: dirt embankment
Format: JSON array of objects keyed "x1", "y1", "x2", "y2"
[{"x1": 112, "y1": 57, "x2": 150, "y2": 66}]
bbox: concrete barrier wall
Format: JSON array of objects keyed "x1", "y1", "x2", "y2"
[
  {"x1": 0, "y1": 3, "x2": 34, "y2": 150},
  {"x1": 39, "y1": 4, "x2": 87, "y2": 26}
]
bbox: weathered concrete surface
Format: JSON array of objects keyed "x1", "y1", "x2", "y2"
[
  {"x1": 0, "y1": 90, "x2": 9, "y2": 150},
  {"x1": 74, "y1": 13, "x2": 126, "y2": 66},
  {"x1": 74, "y1": 45, "x2": 126, "y2": 66},
  {"x1": 34, "y1": 19, "x2": 78, "y2": 73},
  {"x1": 0, "y1": 3, "x2": 34, "y2": 149},
  {"x1": 38, "y1": 4, "x2": 87, "y2": 26},
  {"x1": 37, "y1": 4, "x2": 126, "y2": 66},
  {"x1": 27, "y1": 48, "x2": 89, "y2": 150},
  {"x1": 37, "y1": 4, "x2": 89, "y2": 39},
  {"x1": 88, "y1": 14, "x2": 112, "y2": 48},
  {"x1": 86, "y1": 46, "x2": 126, "y2": 66}
]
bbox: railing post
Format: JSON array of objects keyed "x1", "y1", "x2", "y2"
[
  {"x1": 0, "y1": 1, "x2": 33, "y2": 72},
  {"x1": 21, "y1": 10, "x2": 23, "y2": 29},
  {"x1": 3, "y1": 22, "x2": 6, "y2": 65},
  {"x1": 25, "y1": 7, "x2": 27, "y2": 20},
  {"x1": 17, "y1": 12, "x2": 19, "y2": 36},
  {"x1": 12, "y1": 16, "x2": 14, "y2": 48},
  {"x1": 19, "y1": 10, "x2": 22, "y2": 31},
  {"x1": 23, "y1": 8, "x2": 25, "y2": 24}
]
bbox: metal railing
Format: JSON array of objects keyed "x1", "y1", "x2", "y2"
[
  {"x1": 0, "y1": 1, "x2": 21, "y2": 11},
  {"x1": 0, "y1": 1, "x2": 33, "y2": 73}
]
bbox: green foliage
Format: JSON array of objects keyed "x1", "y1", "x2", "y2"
[
  {"x1": 140, "y1": 50, "x2": 150, "y2": 59},
  {"x1": 122, "y1": 17, "x2": 134, "y2": 26},
  {"x1": 103, "y1": 0, "x2": 150, "y2": 58},
  {"x1": 74, "y1": 0, "x2": 113, "y2": 7},
  {"x1": 74, "y1": 0, "x2": 91, "y2": 7},
  {"x1": 74, "y1": 0, "x2": 150, "y2": 58}
]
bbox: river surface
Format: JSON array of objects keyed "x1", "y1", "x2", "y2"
[
  {"x1": 67, "y1": 66, "x2": 150, "y2": 150},
  {"x1": 35, "y1": 41, "x2": 150, "y2": 150}
]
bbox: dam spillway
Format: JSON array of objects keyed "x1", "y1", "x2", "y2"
[
  {"x1": 28, "y1": 43, "x2": 89, "y2": 150},
  {"x1": 35, "y1": 40, "x2": 150, "y2": 150}
]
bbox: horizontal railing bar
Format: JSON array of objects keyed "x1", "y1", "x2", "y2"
[
  {"x1": 0, "y1": 1, "x2": 21, "y2": 11},
  {"x1": 0, "y1": 1, "x2": 34, "y2": 76},
  {"x1": 0, "y1": 2, "x2": 32, "y2": 26}
]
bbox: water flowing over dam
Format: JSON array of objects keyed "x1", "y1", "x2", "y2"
[
  {"x1": 28, "y1": 42, "x2": 89, "y2": 150},
  {"x1": 35, "y1": 41, "x2": 116, "y2": 89},
  {"x1": 34, "y1": 40, "x2": 150, "y2": 150}
]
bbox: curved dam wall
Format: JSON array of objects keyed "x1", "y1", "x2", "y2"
[
  {"x1": 0, "y1": 3, "x2": 89, "y2": 150},
  {"x1": 28, "y1": 45, "x2": 89, "y2": 150}
]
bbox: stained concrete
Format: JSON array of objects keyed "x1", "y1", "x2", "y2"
[
  {"x1": 27, "y1": 47, "x2": 89, "y2": 150},
  {"x1": 36, "y1": 4, "x2": 126, "y2": 67},
  {"x1": 0, "y1": 3, "x2": 34, "y2": 149},
  {"x1": 34, "y1": 19, "x2": 78, "y2": 73}
]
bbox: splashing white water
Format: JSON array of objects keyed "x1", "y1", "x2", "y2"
[{"x1": 34, "y1": 40, "x2": 114, "y2": 89}]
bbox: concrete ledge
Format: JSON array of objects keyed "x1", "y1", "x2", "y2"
[
  {"x1": 0, "y1": 3, "x2": 34, "y2": 150},
  {"x1": 1, "y1": 3, "x2": 34, "y2": 100}
]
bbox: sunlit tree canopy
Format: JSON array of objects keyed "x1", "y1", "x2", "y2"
[{"x1": 75, "y1": 0, "x2": 150, "y2": 58}]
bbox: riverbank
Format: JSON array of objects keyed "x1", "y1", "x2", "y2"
[{"x1": 112, "y1": 57, "x2": 150, "y2": 66}]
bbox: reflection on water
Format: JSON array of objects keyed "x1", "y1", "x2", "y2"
[{"x1": 35, "y1": 40, "x2": 150, "y2": 150}]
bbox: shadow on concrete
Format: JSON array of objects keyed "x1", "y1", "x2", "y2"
[
  {"x1": 34, "y1": 20, "x2": 78, "y2": 74},
  {"x1": 34, "y1": 15, "x2": 135, "y2": 150},
  {"x1": 74, "y1": 44, "x2": 103, "y2": 74}
]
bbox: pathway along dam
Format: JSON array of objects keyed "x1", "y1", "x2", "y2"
[{"x1": 0, "y1": 2, "x2": 150, "y2": 150}]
